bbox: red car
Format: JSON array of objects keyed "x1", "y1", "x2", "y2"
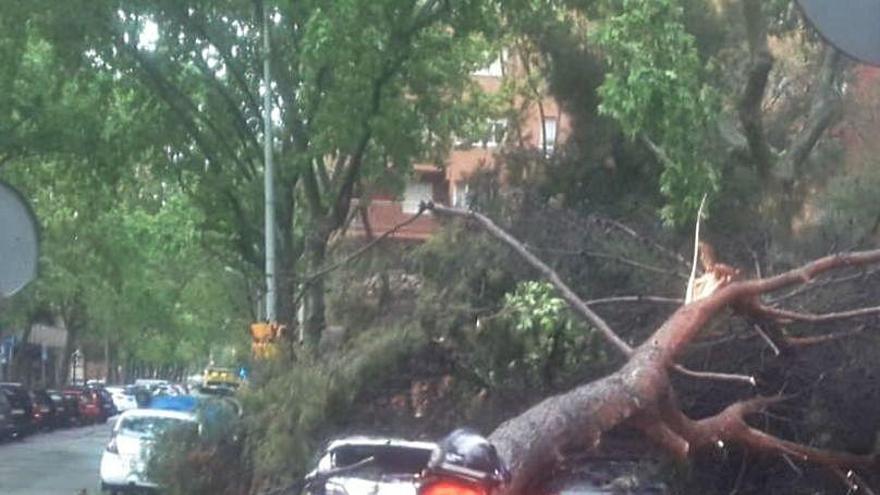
[{"x1": 62, "y1": 387, "x2": 103, "y2": 425}]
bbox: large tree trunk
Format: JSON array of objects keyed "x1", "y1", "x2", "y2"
[
  {"x1": 104, "y1": 336, "x2": 111, "y2": 383},
  {"x1": 302, "y1": 229, "x2": 329, "y2": 349},
  {"x1": 275, "y1": 182, "x2": 299, "y2": 332},
  {"x1": 428, "y1": 204, "x2": 880, "y2": 495},
  {"x1": 59, "y1": 302, "x2": 85, "y2": 386}
]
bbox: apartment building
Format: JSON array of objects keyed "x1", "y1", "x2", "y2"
[{"x1": 350, "y1": 50, "x2": 571, "y2": 241}]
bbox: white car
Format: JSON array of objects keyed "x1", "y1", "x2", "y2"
[
  {"x1": 105, "y1": 387, "x2": 138, "y2": 412},
  {"x1": 100, "y1": 409, "x2": 198, "y2": 493},
  {"x1": 305, "y1": 437, "x2": 439, "y2": 495}
]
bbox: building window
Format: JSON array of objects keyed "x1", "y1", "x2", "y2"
[
  {"x1": 473, "y1": 50, "x2": 505, "y2": 77},
  {"x1": 542, "y1": 117, "x2": 557, "y2": 155},
  {"x1": 402, "y1": 180, "x2": 433, "y2": 214},
  {"x1": 483, "y1": 119, "x2": 507, "y2": 148},
  {"x1": 452, "y1": 182, "x2": 470, "y2": 208}
]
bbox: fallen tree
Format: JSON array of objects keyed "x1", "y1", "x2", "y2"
[{"x1": 426, "y1": 202, "x2": 880, "y2": 495}]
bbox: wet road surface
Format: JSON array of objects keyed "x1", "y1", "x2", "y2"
[{"x1": 0, "y1": 420, "x2": 113, "y2": 495}]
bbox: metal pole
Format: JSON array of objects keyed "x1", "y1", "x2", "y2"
[
  {"x1": 40, "y1": 343, "x2": 46, "y2": 385},
  {"x1": 8, "y1": 341, "x2": 13, "y2": 382},
  {"x1": 262, "y1": 2, "x2": 277, "y2": 322}
]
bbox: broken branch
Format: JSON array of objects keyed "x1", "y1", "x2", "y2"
[
  {"x1": 752, "y1": 304, "x2": 880, "y2": 323},
  {"x1": 586, "y1": 295, "x2": 683, "y2": 306},
  {"x1": 671, "y1": 364, "x2": 756, "y2": 386},
  {"x1": 784, "y1": 325, "x2": 867, "y2": 347},
  {"x1": 427, "y1": 202, "x2": 634, "y2": 357}
]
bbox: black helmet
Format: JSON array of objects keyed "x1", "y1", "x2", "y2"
[{"x1": 428, "y1": 428, "x2": 510, "y2": 486}]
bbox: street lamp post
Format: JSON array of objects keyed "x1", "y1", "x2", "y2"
[
  {"x1": 262, "y1": 1, "x2": 277, "y2": 323},
  {"x1": 71, "y1": 348, "x2": 83, "y2": 385}
]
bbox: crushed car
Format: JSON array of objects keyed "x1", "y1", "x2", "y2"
[{"x1": 302, "y1": 429, "x2": 508, "y2": 495}]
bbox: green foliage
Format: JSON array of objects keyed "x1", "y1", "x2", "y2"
[
  {"x1": 414, "y1": 223, "x2": 515, "y2": 332},
  {"x1": 465, "y1": 280, "x2": 608, "y2": 392},
  {"x1": 504, "y1": 281, "x2": 575, "y2": 367},
  {"x1": 242, "y1": 324, "x2": 429, "y2": 482},
  {"x1": 593, "y1": 0, "x2": 720, "y2": 224},
  {"x1": 147, "y1": 399, "x2": 250, "y2": 495}
]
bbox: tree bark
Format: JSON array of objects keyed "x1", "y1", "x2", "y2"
[
  {"x1": 738, "y1": 0, "x2": 775, "y2": 177},
  {"x1": 302, "y1": 228, "x2": 330, "y2": 349},
  {"x1": 275, "y1": 181, "x2": 300, "y2": 332}
]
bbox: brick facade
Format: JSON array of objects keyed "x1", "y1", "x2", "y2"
[{"x1": 351, "y1": 51, "x2": 570, "y2": 240}]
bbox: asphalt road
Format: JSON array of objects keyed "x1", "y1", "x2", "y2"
[{"x1": 0, "y1": 420, "x2": 113, "y2": 495}]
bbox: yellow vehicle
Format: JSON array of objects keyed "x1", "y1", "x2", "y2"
[{"x1": 202, "y1": 367, "x2": 240, "y2": 389}]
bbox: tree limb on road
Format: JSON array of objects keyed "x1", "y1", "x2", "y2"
[{"x1": 427, "y1": 203, "x2": 880, "y2": 495}]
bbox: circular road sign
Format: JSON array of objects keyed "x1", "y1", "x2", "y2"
[
  {"x1": 0, "y1": 180, "x2": 39, "y2": 298},
  {"x1": 797, "y1": 0, "x2": 880, "y2": 67}
]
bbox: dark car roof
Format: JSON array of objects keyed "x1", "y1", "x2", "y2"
[
  {"x1": 1, "y1": 385, "x2": 32, "y2": 408},
  {"x1": 30, "y1": 390, "x2": 53, "y2": 402}
]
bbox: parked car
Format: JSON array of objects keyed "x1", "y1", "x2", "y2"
[
  {"x1": 133, "y1": 379, "x2": 169, "y2": 392},
  {"x1": 46, "y1": 389, "x2": 77, "y2": 427},
  {"x1": 28, "y1": 389, "x2": 57, "y2": 430},
  {"x1": 130, "y1": 385, "x2": 153, "y2": 408},
  {"x1": 202, "y1": 367, "x2": 240, "y2": 389},
  {"x1": 63, "y1": 387, "x2": 103, "y2": 424},
  {"x1": 100, "y1": 408, "x2": 199, "y2": 493},
  {"x1": 105, "y1": 386, "x2": 138, "y2": 412},
  {"x1": 91, "y1": 387, "x2": 119, "y2": 419},
  {"x1": 0, "y1": 391, "x2": 17, "y2": 440},
  {"x1": 0, "y1": 382, "x2": 34, "y2": 437},
  {"x1": 303, "y1": 430, "x2": 510, "y2": 495},
  {"x1": 304, "y1": 437, "x2": 440, "y2": 495}
]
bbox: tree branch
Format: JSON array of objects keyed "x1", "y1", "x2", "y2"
[
  {"x1": 423, "y1": 202, "x2": 880, "y2": 494},
  {"x1": 292, "y1": 204, "x2": 428, "y2": 307},
  {"x1": 177, "y1": 7, "x2": 263, "y2": 121},
  {"x1": 778, "y1": 47, "x2": 843, "y2": 178},
  {"x1": 738, "y1": 0, "x2": 775, "y2": 177},
  {"x1": 535, "y1": 245, "x2": 688, "y2": 279},
  {"x1": 582, "y1": 250, "x2": 689, "y2": 280},
  {"x1": 591, "y1": 215, "x2": 689, "y2": 267},
  {"x1": 189, "y1": 45, "x2": 262, "y2": 163},
  {"x1": 671, "y1": 364, "x2": 756, "y2": 386},
  {"x1": 752, "y1": 303, "x2": 880, "y2": 323},
  {"x1": 428, "y1": 203, "x2": 634, "y2": 357},
  {"x1": 784, "y1": 325, "x2": 867, "y2": 347},
  {"x1": 768, "y1": 266, "x2": 880, "y2": 303},
  {"x1": 115, "y1": 36, "x2": 257, "y2": 179},
  {"x1": 585, "y1": 295, "x2": 683, "y2": 306}
]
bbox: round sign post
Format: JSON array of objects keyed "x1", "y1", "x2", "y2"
[
  {"x1": 797, "y1": 0, "x2": 880, "y2": 67},
  {"x1": 0, "y1": 180, "x2": 39, "y2": 299}
]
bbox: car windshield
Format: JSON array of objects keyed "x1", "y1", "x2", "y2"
[
  {"x1": 119, "y1": 416, "x2": 196, "y2": 439},
  {"x1": 332, "y1": 445, "x2": 434, "y2": 477}
]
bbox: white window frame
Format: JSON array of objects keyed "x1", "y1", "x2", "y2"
[
  {"x1": 402, "y1": 180, "x2": 433, "y2": 214},
  {"x1": 473, "y1": 49, "x2": 506, "y2": 77},
  {"x1": 452, "y1": 182, "x2": 470, "y2": 208},
  {"x1": 483, "y1": 119, "x2": 507, "y2": 148},
  {"x1": 541, "y1": 117, "x2": 557, "y2": 155}
]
